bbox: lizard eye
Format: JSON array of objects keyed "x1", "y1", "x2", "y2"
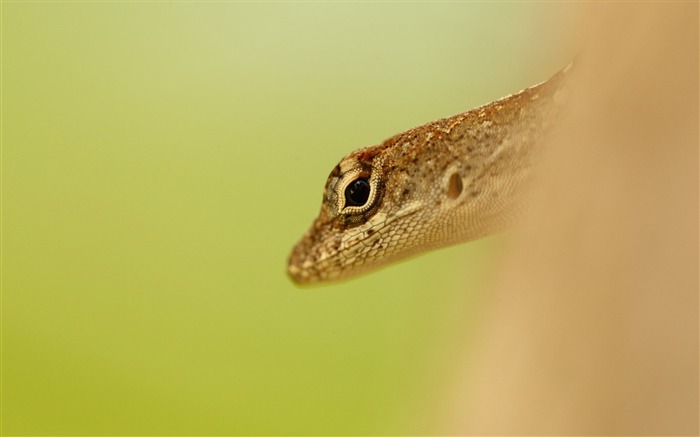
[{"x1": 344, "y1": 178, "x2": 370, "y2": 207}]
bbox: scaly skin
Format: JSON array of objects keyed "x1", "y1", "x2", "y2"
[{"x1": 288, "y1": 65, "x2": 571, "y2": 285}]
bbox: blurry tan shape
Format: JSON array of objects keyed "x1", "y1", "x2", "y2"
[{"x1": 444, "y1": 4, "x2": 699, "y2": 435}]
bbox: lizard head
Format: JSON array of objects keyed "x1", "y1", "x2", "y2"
[
  {"x1": 287, "y1": 128, "x2": 455, "y2": 285},
  {"x1": 287, "y1": 66, "x2": 568, "y2": 285},
  {"x1": 287, "y1": 145, "x2": 390, "y2": 284}
]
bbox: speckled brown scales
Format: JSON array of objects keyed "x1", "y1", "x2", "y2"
[{"x1": 288, "y1": 65, "x2": 571, "y2": 285}]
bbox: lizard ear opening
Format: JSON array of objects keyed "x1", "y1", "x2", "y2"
[{"x1": 447, "y1": 172, "x2": 463, "y2": 199}]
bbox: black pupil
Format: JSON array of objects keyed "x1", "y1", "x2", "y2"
[{"x1": 345, "y1": 178, "x2": 371, "y2": 207}]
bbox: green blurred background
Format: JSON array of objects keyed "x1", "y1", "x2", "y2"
[{"x1": 2, "y1": 3, "x2": 577, "y2": 435}]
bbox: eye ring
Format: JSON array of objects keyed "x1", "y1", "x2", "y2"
[
  {"x1": 344, "y1": 178, "x2": 371, "y2": 207},
  {"x1": 334, "y1": 165, "x2": 382, "y2": 216}
]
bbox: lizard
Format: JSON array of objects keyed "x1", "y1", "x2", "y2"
[{"x1": 288, "y1": 64, "x2": 572, "y2": 285}]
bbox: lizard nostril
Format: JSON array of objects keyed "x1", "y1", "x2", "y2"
[{"x1": 447, "y1": 172, "x2": 463, "y2": 199}]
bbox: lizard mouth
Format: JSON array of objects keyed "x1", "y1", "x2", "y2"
[
  {"x1": 286, "y1": 262, "x2": 311, "y2": 285},
  {"x1": 286, "y1": 228, "x2": 345, "y2": 286},
  {"x1": 287, "y1": 203, "x2": 423, "y2": 286},
  {"x1": 286, "y1": 219, "x2": 337, "y2": 285}
]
